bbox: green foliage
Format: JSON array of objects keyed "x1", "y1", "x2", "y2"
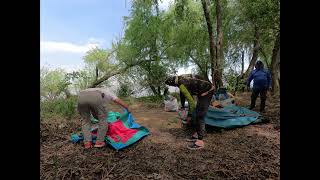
[
  {"x1": 166, "y1": 0, "x2": 210, "y2": 78},
  {"x1": 40, "y1": 96, "x2": 77, "y2": 120},
  {"x1": 40, "y1": 67, "x2": 69, "y2": 100},
  {"x1": 117, "y1": 81, "x2": 133, "y2": 98},
  {"x1": 69, "y1": 67, "x2": 107, "y2": 93},
  {"x1": 40, "y1": 0, "x2": 280, "y2": 120},
  {"x1": 238, "y1": 0, "x2": 279, "y2": 30},
  {"x1": 81, "y1": 47, "x2": 117, "y2": 88},
  {"x1": 83, "y1": 47, "x2": 116, "y2": 73},
  {"x1": 117, "y1": 0, "x2": 174, "y2": 96},
  {"x1": 224, "y1": 68, "x2": 246, "y2": 92}
]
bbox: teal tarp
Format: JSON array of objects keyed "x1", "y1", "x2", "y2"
[
  {"x1": 204, "y1": 105, "x2": 261, "y2": 128},
  {"x1": 71, "y1": 111, "x2": 150, "y2": 150}
]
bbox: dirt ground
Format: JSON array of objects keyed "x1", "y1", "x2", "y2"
[{"x1": 40, "y1": 92, "x2": 280, "y2": 180}]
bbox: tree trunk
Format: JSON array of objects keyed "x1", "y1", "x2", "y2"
[
  {"x1": 278, "y1": 61, "x2": 280, "y2": 85},
  {"x1": 236, "y1": 50, "x2": 245, "y2": 92},
  {"x1": 259, "y1": 48, "x2": 271, "y2": 69},
  {"x1": 89, "y1": 58, "x2": 156, "y2": 88},
  {"x1": 64, "y1": 89, "x2": 71, "y2": 99},
  {"x1": 241, "y1": 50, "x2": 245, "y2": 74},
  {"x1": 154, "y1": 0, "x2": 159, "y2": 16},
  {"x1": 215, "y1": 0, "x2": 224, "y2": 88},
  {"x1": 271, "y1": 32, "x2": 280, "y2": 94},
  {"x1": 190, "y1": 54, "x2": 210, "y2": 82},
  {"x1": 90, "y1": 70, "x2": 124, "y2": 88},
  {"x1": 201, "y1": 0, "x2": 216, "y2": 86},
  {"x1": 241, "y1": 50, "x2": 245, "y2": 92},
  {"x1": 243, "y1": 26, "x2": 260, "y2": 79},
  {"x1": 150, "y1": 85, "x2": 158, "y2": 96},
  {"x1": 236, "y1": 27, "x2": 260, "y2": 92},
  {"x1": 157, "y1": 86, "x2": 161, "y2": 96},
  {"x1": 95, "y1": 66, "x2": 99, "y2": 81}
]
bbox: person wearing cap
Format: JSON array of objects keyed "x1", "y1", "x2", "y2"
[
  {"x1": 247, "y1": 60, "x2": 272, "y2": 113},
  {"x1": 77, "y1": 88, "x2": 130, "y2": 149},
  {"x1": 165, "y1": 75, "x2": 214, "y2": 150}
]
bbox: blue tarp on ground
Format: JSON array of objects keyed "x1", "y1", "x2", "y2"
[
  {"x1": 71, "y1": 111, "x2": 150, "y2": 150},
  {"x1": 204, "y1": 105, "x2": 261, "y2": 128}
]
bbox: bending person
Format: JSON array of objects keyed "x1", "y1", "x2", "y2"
[
  {"x1": 165, "y1": 75, "x2": 214, "y2": 150},
  {"x1": 77, "y1": 88, "x2": 130, "y2": 149}
]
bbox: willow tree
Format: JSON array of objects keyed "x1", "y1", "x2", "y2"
[
  {"x1": 200, "y1": 0, "x2": 225, "y2": 87},
  {"x1": 116, "y1": 0, "x2": 175, "y2": 96},
  {"x1": 163, "y1": 0, "x2": 211, "y2": 81},
  {"x1": 227, "y1": 0, "x2": 280, "y2": 93}
]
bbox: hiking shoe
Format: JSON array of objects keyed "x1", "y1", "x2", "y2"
[
  {"x1": 186, "y1": 133, "x2": 198, "y2": 142},
  {"x1": 187, "y1": 140, "x2": 204, "y2": 150},
  {"x1": 84, "y1": 142, "x2": 93, "y2": 149},
  {"x1": 186, "y1": 136, "x2": 198, "y2": 142},
  {"x1": 94, "y1": 141, "x2": 106, "y2": 148}
]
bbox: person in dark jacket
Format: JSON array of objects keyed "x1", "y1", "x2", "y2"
[
  {"x1": 165, "y1": 74, "x2": 214, "y2": 150},
  {"x1": 247, "y1": 60, "x2": 272, "y2": 113}
]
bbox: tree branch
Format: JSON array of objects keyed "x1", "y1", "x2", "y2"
[
  {"x1": 259, "y1": 47, "x2": 270, "y2": 69},
  {"x1": 189, "y1": 54, "x2": 209, "y2": 81},
  {"x1": 89, "y1": 59, "x2": 156, "y2": 88},
  {"x1": 159, "y1": 42, "x2": 177, "y2": 60}
]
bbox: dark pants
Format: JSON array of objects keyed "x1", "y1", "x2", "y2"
[
  {"x1": 250, "y1": 88, "x2": 267, "y2": 111},
  {"x1": 194, "y1": 91, "x2": 214, "y2": 140}
]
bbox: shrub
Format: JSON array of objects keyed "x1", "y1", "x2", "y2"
[{"x1": 41, "y1": 96, "x2": 77, "y2": 120}]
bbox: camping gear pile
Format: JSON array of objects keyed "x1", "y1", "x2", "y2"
[
  {"x1": 211, "y1": 87, "x2": 236, "y2": 108},
  {"x1": 164, "y1": 95, "x2": 179, "y2": 112}
]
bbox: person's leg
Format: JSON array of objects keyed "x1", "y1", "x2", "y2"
[
  {"x1": 196, "y1": 92, "x2": 213, "y2": 139},
  {"x1": 185, "y1": 106, "x2": 199, "y2": 142},
  {"x1": 249, "y1": 88, "x2": 259, "y2": 110},
  {"x1": 185, "y1": 96, "x2": 198, "y2": 141},
  {"x1": 78, "y1": 105, "x2": 92, "y2": 143},
  {"x1": 95, "y1": 111, "x2": 108, "y2": 143},
  {"x1": 88, "y1": 92, "x2": 108, "y2": 147},
  {"x1": 188, "y1": 92, "x2": 213, "y2": 149},
  {"x1": 260, "y1": 89, "x2": 267, "y2": 112},
  {"x1": 77, "y1": 93, "x2": 94, "y2": 148}
]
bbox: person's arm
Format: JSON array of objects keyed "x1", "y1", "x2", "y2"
[
  {"x1": 200, "y1": 84, "x2": 215, "y2": 96},
  {"x1": 179, "y1": 84, "x2": 196, "y2": 112},
  {"x1": 113, "y1": 98, "x2": 130, "y2": 112},
  {"x1": 227, "y1": 92, "x2": 235, "y2": 98}
]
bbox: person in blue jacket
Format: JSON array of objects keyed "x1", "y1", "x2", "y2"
[{"x1": 247, "y1": 60, "x2": 272, "y2": 113}]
